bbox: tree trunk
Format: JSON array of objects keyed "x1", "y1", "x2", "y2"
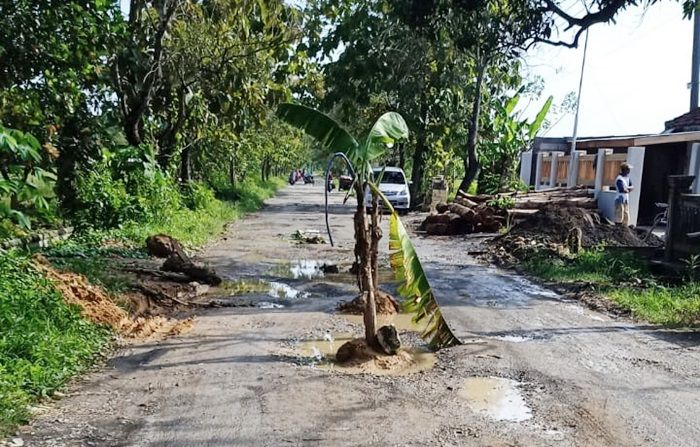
[
  {"x1": 410, "y1": 132, "x2": 427, "y2": 208},
  {"x1": 229, "y1": 157, "x2": 236, "y2": 188},
  {"x1": 353, "y1": 181, "x2": 378, "y2": 348},
  {"x1": 370, "y1": 193, "x2": 382, "y2": 292},
  {"x1": 458, "y1": 58, "x2": 486, "y2": 194},
  {"x1": 179, "y1": 146, "x2": 191, "y2": 183}
]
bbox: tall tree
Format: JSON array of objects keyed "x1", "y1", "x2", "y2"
[{"x1": 0, "y1": 0, "x2": 125, "y2": 205}]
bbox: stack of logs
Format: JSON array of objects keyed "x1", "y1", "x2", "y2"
[{"x1": 420, "y1": 187, "x2": 596, "y2": 236}]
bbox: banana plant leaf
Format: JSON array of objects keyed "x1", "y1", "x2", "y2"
[
  {"x1": 276, "y1": 103, "x2": 359, "y2": 154},
  {"x1": 388, "y1": 211, "x2": 461, "y2": 349},
  {"x1": 368, "y1": 182, "x2": 459, "y2": 350}
]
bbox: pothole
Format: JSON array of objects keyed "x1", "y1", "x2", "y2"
[
  {"x1": 460, "y1": 377, "x2": 532, "y2": 422},
  {"x1": 268, "y1": 260, "x2": 338, "y2": 280},
  {"x1": 296, "y1": 332, "x2": 436, "y2": 376},
  {"x1": 492, "y1": 335, "x2": 533, "y2": 343},
  {"x1": 216, "y1": 279, "x2": 309, "y2": 300}
]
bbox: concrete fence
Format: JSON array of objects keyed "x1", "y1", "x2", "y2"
[{"x1": 521, "y1": 146, "x2": 646, "y2": 226}]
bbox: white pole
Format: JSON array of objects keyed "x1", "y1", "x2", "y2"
[{"x1": 570, "y1": 29, "x2": 590, "y2": 154}]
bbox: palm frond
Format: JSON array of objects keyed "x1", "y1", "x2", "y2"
[
  {"x1": 276, "y1": 103, "x2": 359, "y2": 153},
  {"x1": 388, "y1": 210, "x2": 460, "y2": 349}
]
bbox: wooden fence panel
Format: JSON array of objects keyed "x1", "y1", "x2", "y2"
[
  {"x1": 603, "y1": 154, "x2": 627, "y2": 187},
  {"x1": 577, "y1": 155, "x2": 596, "y2": 187},
  {"x1": 540, "y1": 155, "x2": 552, "y2": 186},
  {"x1": 556, "y1": 156, "x2": 570, "y2": 185}
]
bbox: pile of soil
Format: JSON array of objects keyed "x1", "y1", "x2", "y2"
[
  {"x1": 488, "y1": 204, "x2": 662, "y2": 263},
  {"x1": 335, "y1": 338, "x2": 418, "y2": 372},
  {"x1": 337, "y1": 290, "x2": 400, "y2": 315},
  {"x1": 34, "y1": 256, "x2": 194, "y2": 339}
]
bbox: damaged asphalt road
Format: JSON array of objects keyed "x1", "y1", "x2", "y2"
[{"x1": 13, "y1": 184, "x2": 700, "y2": 447}]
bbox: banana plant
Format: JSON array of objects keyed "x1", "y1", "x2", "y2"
[{"x1": 277, "y1": 103, "x2": 459, "y2": 349}]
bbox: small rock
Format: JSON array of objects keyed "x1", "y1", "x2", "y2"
[
  {"x1": 10, "y1": 438, "x2": 24, "y2": 447},
  {"x1": 189, "y1": 282, "x2": 210, "y2": 296},
  {"x1": 146, "y1": 234, "x2": 185, "y2": 258},
  {"x1": 376, "y1": 325, "x2": 401, "y2": 355}
]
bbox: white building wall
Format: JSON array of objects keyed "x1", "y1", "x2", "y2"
[
  {"x1": 520, "y1": 151, "x2": 533, "y2": 185},
  {"x1": 627, "y1": 146, "x2": 646, "y2": 226}
]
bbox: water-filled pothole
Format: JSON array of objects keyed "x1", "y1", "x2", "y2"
[
  {"x1": 217, "y1": 279, "x2": 309, "y2": 300},
  {"x1": 460, "y1": 377, "x2": 532, "y2": 422},
  {"x1": 268, "y1": 260, "x2": 331, "y2": 280},
  {"x1": 297, "y1": 332, "x2": 436, "y2": 376}
]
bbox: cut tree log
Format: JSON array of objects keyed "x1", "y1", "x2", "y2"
[
  {"x1": 448, "y1": 203, "x2": 476, "y2": 221},
  {"x1": 162, "y1": 255, "x2": 223, "y2": 286}
]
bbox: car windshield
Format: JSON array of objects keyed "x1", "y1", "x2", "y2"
[{"x1": 374, "y1": 170, "x2": 405, "y2": 185}]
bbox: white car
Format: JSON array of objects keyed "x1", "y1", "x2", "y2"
[{"x1": 365, "y1": 167, "x2": 411, "y2": 214}]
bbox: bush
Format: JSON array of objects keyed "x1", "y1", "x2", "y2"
[
  {"x1": 74, "y1": 147, "x2": 181, "y2": 228},
  {"x1": 183, "y1": 181, "x2": 217, "y2": 211},
  {"x1": 0, "y1": 251, "x2": 108, "y2": 434}
]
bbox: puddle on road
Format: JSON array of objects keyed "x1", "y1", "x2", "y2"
[
  {"x1": 460, "y1": 377, "x2": 532, "y2": 422},
  {"x1": 217, "y1": 279, "x2": 309, "y2": 300},
  {"x1": 297, "y1": 332, "x2": 437, "y2": 376},
  {"x1": 492, "y1": 335, "x2": 533, "y2": 343},
  {"x1": 256, "y1": 301, "x2": 285, "y2": 309},
  {"x1": 343, "y1": 313, "x2": 426, "y2": 333},
  {"x1": 268, "y1": 260, "x2": 328, "y2": 280}
]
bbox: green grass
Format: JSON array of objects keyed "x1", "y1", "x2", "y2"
[
  {"x1": 109, "y1": 177, "x2": 284, "y2": 247},
  {"x1": 522, "y1": 247, "x2": 700, "y2": 326},
  {"x1": 0, "y1": 252, "x2": 109, "y2": 435},
  {"x1": 609, "y1": 283, "x2": 700, "y2": 326}
]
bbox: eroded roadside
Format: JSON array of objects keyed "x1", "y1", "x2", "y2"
[{"x1": 10, "y1": 184, "x2": 699, "y2": 447}]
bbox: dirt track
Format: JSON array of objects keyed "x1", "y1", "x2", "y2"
[{"x1": 13, "y1": 184, "x2": 700, "y2": 446}]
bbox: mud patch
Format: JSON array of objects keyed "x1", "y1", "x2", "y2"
[
  {"x1": 460, "y1": 377, "x2": 532, "y2": 422},
  {"x1": 337, "y1": 290, "x2": 400, "y2": 315},
  {"x1": 297, "y1": 334, "x2": 436, "y2": 376}
]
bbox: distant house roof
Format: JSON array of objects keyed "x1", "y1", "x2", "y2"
[
  {"x1": 665, "y1": 108, "x2": 700, "y2": 133},
  {"x1": 572, "y1": 131, "x2": 700, "y2": 149}
]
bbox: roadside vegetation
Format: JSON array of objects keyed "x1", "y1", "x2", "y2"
[
  {"x1": 523, "y1": 247, "x2": 700, "y2": 326},
  {"x1": 0, "y1": 253, "x2": 109, "y2": 434}
]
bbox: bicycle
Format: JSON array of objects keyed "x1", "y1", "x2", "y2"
[{"x1": 644, "y1": 202, "x2": 668, "y2": 241}]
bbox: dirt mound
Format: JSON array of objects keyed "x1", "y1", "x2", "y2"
[
  {"x1": 34, "y1": 255, "x2": 193, "y2": 340},
  {"x1": 335, "y1": 338, "x2": 417, "y2": 372},
  {"x1": 337, "y1": 290, "x2": 400, "y2": 315},
  {"x1": 509, "y1": 204, "x2": 653, "y2": 247},
  {"x1": 491, "y1": 204, "x2": 661, "y2": 258}
]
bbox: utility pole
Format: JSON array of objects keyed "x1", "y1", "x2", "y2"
[
  {"x1": 570, "y1": 29, "x2": 590, "y2": 154},
  {"x1": 691, "y1": 7, "x2": 700, "y2": 110}
]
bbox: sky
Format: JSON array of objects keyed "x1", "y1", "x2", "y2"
[{"x1": 525, "y1": 1, "x2": 694, "y2": 138}]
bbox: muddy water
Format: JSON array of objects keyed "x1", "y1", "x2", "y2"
[
  {"x1": 216, "y1": 279, "x2": 309, "y2": 300},
  {"x1": 459, "y1": 377, "x2": 532, "y2": 422},
  {"x1": 297, "y1": 333, "x2": 437, "y2": 376},
  {"x1": 267, "y1": 260, "x2": 327, "y2": 279}
]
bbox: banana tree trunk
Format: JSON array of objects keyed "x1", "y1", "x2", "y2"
[{"x1": 353, "y1": 181, "x2": 378, "y2": 347}]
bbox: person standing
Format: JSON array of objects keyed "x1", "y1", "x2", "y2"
[{"x1": 615, "y1": 162, "x2": 634, "y2": 226}]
